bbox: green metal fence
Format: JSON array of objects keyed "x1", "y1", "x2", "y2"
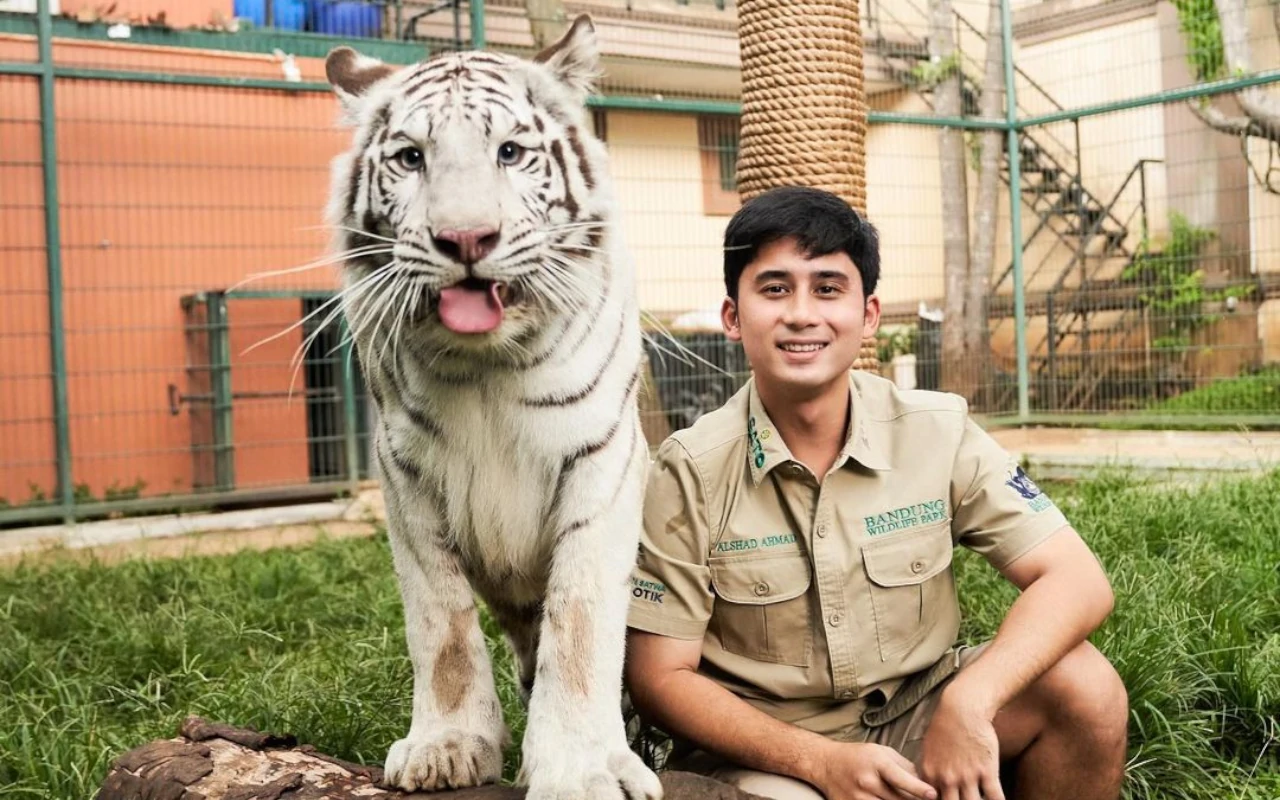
[{"x1": 2, "y1": 0, "x2": 1278, "y2": 526}]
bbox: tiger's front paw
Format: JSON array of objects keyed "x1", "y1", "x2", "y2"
[
  {"x1": 524, "y1": 748, "x2": 662, "y2": 800},
  {"x1": 383, "y1": 729, "x2": 503, "y2": 791}
]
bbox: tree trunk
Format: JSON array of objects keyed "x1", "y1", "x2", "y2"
[
  {"x1": 1214, "y1": 0, "x2": 1280, "y2": 140},
  {"x1": 95, "y1": 717, "x2": 763, "y2": 800},
  {"x1": 931, "y1": 0, "x2": 973, "y2": 396},
  {"x1": 964, "y1": 0, "x2": 1006, "y2": 401}
]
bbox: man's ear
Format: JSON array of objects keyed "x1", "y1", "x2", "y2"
[
  {"x1": 533, "y1": 15, "x2": 600, "y2": 103},
  {"x1": 325, "y1": 47, "x2": 397, "y2": 117},
  {"x1": 721, "y1": 297, "x2": 742, "y2": 341},
  {"x1": 862, "y1": 294, "x2": 882, "y2": 340}
]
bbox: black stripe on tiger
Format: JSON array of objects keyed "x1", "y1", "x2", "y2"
[
  {"x1": 557, "y1": 255, "x2": 614, "y2": 356},
  {"x1": 389, "y1": 446, "x2": 423, "y2": 483},
  {"x1": 373, "y1": 435, "x2": 393, "y2": 482},
  {"x1": 511, "y1": 312, "x2": 577, "y2": 369},
  {"x1": 565, "y1": 126, "x2": 594, "y2": 190},
  {"x1": 559, "y1": 369, "x2": 639, "y2": 470},
  {"x1": 343, "y1": 103, "x2": 388, "y2": 223},
  {"x1": 395, "y1": 252, "x2": 432, "y2": 268},
  {"x1": 403, "y1": 398, "x2": 444, "y2": 439},
  {"x1": 383, "y1": 355, "x2": 445, "y2": 438},
  {"x1": 548, "y1": 140, "x2": 579, "y2": 217},
  {"x1": 501, "y1": 238, "x2": 542, "y2": 266},
  {"x1": 555, "y1": 419, "x2": 641, "y2": 544},
  {"x1": 351, "y1": 104, "x2": 391, "y2": 217},
  {"x1": 522, "y1": 313, "x2": 625, "y2": 407}
]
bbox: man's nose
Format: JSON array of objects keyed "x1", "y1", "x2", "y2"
[{"x1": 781, "y1": 293, "x2": 820, "y2": 326}]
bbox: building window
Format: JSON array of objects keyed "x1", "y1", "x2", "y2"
[{"x1": 698, "y1": 115, "x2": 740, "y2": 216}]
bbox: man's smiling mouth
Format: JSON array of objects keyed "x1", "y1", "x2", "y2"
[{"x1": 778, "y1": 342, "x2": 828, "y2": 353}]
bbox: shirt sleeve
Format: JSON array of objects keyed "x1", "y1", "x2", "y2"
[
  {"x1": 950, "y1": 419, "x2": 1070, "y2": 568},
  {"x1": 627, "y1": 437, "x2": 714, "y2": 640}
]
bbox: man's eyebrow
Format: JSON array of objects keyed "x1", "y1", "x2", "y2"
[
  {"x1": 814, "y1": 270, "x2": 851, "y2": 282},
  {"x1": 752, "y1": 270, "x2": 794, "y2": 284}
]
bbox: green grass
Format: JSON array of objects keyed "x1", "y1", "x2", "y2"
[
  {"x1": 1146, "y1": 366, "x2": 1280, "y2": 415},
  {"x1": 3, "y1": 471, "x2": 1279, "y2": 799}
]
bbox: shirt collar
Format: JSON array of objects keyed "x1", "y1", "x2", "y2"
[{"x1": 746, "y1": 373, "x2": 893, "y2": 486}]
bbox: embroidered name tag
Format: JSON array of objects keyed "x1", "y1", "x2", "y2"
[
  {"x1": 864, "y1": 498, "x2": 947, "y2": 536},
  {"x1": 712, "y1": 533, "x2": 798, "y2": 553}
]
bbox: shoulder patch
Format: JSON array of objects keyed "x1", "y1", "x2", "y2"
[{"x1": 1006, "y1": 465, "x2": 1053, "y2": 512}]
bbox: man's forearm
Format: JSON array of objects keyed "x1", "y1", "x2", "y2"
[
  {"x1": 948, "y1": 557, "x2": 1113, "y2": 716},
  {"x1": 630, "y1": 665, "x2": 830, "y2": 785}
]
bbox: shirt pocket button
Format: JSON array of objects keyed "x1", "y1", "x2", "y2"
[
  {"x1": 754, "y1": 582, "x2": 770, "y2": 596},
  {"x1": 911, "y1": 560, "x2": 925, "y2": 574}
]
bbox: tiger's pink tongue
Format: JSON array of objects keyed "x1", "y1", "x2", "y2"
[{"x1": 438, "y1": 282, "x2": 504, "y2": 334}]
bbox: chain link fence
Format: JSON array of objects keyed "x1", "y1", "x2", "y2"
[{"x1": 1, "y1": 0, "x2": 1277, "y2": 526}]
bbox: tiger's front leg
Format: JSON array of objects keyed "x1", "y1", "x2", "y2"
[
  {"x1": 520, "y1": 440, "x2": 663, "y2": 800},
  {"x1": 379, "y1": 464, "x2": 507, "y2": 791}
]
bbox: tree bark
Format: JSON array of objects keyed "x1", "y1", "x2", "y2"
[
  {"x1": 95, "y1": 717, "x2": 764, "y2": 800},
  {"x1": 931, "y1": 0, "x2": 974, "y2": 396},
  {"x1": 965, "y1": 0, "x2": 1005, "y2": 396},
  {"x1": 1214, "y1": 0, "x2": 1280, "y2": 140}
]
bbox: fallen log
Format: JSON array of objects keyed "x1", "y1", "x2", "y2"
[{"x1": 95, "y1": 716, "x2": 762, "y2": 800}]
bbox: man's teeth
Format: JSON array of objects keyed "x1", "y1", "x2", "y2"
[{"x1": 780, "y1": 343, "x2": 825, "y2": 352}]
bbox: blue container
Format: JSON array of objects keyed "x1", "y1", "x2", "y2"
[
  {"x1": 312, "y1": 1, "x2": 382, "y2": 38},
  {"x1": 233, "y1": 0, "x2": 307, "y2": 30}
]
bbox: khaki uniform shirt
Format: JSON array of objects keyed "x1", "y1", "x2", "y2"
[{"x1": 627, "y1": 371, "x2": 1068, "y2": 726}]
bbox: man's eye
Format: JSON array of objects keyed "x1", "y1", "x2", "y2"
[
  {"x1": 394, "y1": 147, "x2": 423, "y2": 171},
  {"x1": 497, "y1": 141, "x2": 526, "y2": 166}
]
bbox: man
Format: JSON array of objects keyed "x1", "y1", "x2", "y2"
[{"x1": 624, "y1": 186, "x2": 1128, "y2": 800}]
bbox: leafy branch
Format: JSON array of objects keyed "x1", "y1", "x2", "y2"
[{"x1": 1121, "y1": 213, "x2": 1253, "y2": 350}]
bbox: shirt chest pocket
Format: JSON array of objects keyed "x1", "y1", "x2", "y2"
[
  {"x1": 861, "y1": 521, "x2": 957, "y2": 662},
  {"x1": 709, "y1": 555, "x2": 814, "y2": 667}
]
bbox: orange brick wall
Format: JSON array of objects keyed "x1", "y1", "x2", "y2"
[{"x1": 0, "y1": 35, "x2": 350, "y2": 506}]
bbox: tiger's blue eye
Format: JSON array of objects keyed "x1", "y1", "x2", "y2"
[
  {"x1": 497, "y1": 141, "x2": 525, "y2": 166},
  {"x1": 395, "y1": 147, "x2": 423, "y2": 171}
]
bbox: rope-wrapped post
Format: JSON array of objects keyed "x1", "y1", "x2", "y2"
[
  {"x1": 736, "y1": 0, "x2": 878, "y2": 373},
  {"x1": 737, "y1": 0, "x2": 868, "y2": 215}
]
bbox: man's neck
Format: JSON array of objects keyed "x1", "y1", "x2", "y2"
[{"x1": 757, "y1": 378, "x2": 851, "y2": 479}]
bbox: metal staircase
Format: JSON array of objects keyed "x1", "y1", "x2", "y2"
[{"x1": 864, "y1": 1, "x2": 1160, "y2": 410}]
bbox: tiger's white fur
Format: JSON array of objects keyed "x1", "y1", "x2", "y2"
[{"x1": 322, "y1": 16, "x2": 661, "y2": 800}]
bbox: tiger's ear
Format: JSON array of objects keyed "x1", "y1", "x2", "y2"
[
  {"x1": 326, "y1": 47, "x2": 397, "y2": 113},
  {"x1": 534, "y1": 15, "x2": 600, "y2": 102}
]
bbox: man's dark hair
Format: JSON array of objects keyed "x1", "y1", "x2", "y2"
[{"x1": 723, "y1": 186, "x2": 880, "y2": 300}]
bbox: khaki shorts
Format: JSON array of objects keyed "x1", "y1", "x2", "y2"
[{"x1": 669, "y1": 643, "x2": 990, "y2": 800}]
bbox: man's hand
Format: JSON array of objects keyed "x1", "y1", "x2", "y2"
[
  {"x1": 917, "y1": 688, "x2": 1004, "y2": 800},
  {"x1": 809, "y1": 740, "x2": 938, "y2": 800}
]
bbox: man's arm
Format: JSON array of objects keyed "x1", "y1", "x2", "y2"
[
  {"x1": 918, "y1": 524, "x2": 1114, "y2": 800},
  {"x1": 626, "y1": 629, "x2": 938, "y2": 800},
  {"x1": 944, "y1": 523, "x2": 1113, "y2": 715}
]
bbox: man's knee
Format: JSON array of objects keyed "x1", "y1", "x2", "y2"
[
  {"x1": 1039, "y1": 642, "x2": 1129, "y2": 749},
  {"x1": 714, "y1": 767, "x2": 825, "y2": 800}
]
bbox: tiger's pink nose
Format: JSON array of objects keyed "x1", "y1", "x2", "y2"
[{"x1": 433, "y1": 227, "x2": 500, "y2": 266}]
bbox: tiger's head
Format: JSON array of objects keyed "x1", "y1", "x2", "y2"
[{"x1": 324, "y1": 16, "x2": 612, "y2": 362}]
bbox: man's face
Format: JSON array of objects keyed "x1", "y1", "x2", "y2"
[{"x1": 722, "y1": 237, "x2": 880, "y2": 397}]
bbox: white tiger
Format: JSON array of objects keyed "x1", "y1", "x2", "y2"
[{"x1": 322, "y1": 15, "x2": 662, "y2": 800}]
